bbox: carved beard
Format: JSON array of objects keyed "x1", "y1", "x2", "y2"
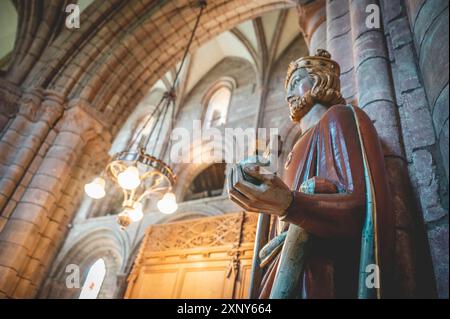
[{"x1": 287, "y1": 90, "x2": 315, "y2": 123}]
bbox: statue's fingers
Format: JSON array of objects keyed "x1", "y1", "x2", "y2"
[
  {"x1": 231, "y1": 190, "x2": 275, "y2": 214},
  {"x1": 229, "y1": 189, "x2": 253, "y2": 211},
  {"x1": 228, "y1": 173, "x2": 248, "y2": 199},
  {"x1": 230, "y1": 184, "x2": 265, "y2": 210}
]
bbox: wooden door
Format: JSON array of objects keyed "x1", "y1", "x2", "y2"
[{"x1": 125, "y1": 212, "x2": 257, "y2": 299}]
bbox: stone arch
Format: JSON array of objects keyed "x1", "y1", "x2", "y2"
[
  {"x1": 182, "y1": 162, "x2": 227, "y2": 201},
  {"x1": 41, "y1": 227, "x2": 127, "y2": 299},
  {"x1": 171, "y1": 128, "x2": 236, "y2": 201}
]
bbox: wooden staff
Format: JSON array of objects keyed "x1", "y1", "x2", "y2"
[
  {"x1": 247, "y1": 136, "x2": 281, "y2": 298},
  {"x1": 248, "y1": 213, "x2": 271, "y2": 298},
  {"x1": 269, "y1": 225, "x2": 309, "y2": 298}
]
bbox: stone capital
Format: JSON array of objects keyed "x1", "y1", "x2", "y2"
[
  {"x1": 296, "y1": 0, "x2": 326, "y2": 47},
  {"x1": 38, "y1": 90, "x2": 65, "y2": 125},
  {"x1": 16, "y1": 88, "x2": 66, "y2": 126},
  {"x1": 60, "y1": 98, "x2": 111, "y2": 145}
]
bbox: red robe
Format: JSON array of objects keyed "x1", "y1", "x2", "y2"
[{"x1": 259, "y1": 105, "x2": 394, "y2": 299}]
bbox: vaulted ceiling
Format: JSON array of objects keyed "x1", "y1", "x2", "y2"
[
  {"x1": 110, "y1": 6, "x2": 301, "y2": 155},
  {"x1": 152, "y1": 7, "x2": 300, "y2": 99}
]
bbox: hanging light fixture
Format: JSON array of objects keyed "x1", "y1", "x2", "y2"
[{"x1": 84, "y1": 1, "x2": 207, "y2": 229}]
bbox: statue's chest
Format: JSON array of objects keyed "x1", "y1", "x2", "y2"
[{"x1": 282, "y1": 128, "x2": 316, "y2": 190}]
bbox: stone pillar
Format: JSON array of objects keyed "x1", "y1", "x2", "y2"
[
  {"x1": 404, "y1": 0, "x2": 449, "y2": 183},
  {"x1": 326, "y1": 0, "x2": 357, "y2": 101},
  {"x1": 405, "y1": 0, "x2": 449, "y2": 298},
  {"x1": 0, "y1": 100, "x2": 110, "y2": 298},
  {"x1": 296, "y1": 0, "x2": 327, "y2": 53},
  {"x1": 383, "y1": 0, "x2": 448, "y2": 298},
  {"x1": 349, "y1": 0, "x2": 423, "y2": 297},
  {"x1": 73, "y1": 197, "x2": 95, "y2": 223},
  {"x1": 0, "y1": 90, "x2": 64, "y2": 225}
]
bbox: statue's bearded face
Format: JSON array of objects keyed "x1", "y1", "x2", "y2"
[{"x1": 285, "y1": 68, "x2": 315, "y2": 122}]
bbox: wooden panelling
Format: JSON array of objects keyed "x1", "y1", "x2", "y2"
[{"x1": 125, "y1": 212, "x2": 257, "y2": 299}]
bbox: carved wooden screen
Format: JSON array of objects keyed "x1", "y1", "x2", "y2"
[{"x1": 124, "y1": 212, "x2": 257, "y2": 299}]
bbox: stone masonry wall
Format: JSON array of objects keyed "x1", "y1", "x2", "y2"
[{"x1": 384, "y1": 0, "x2": 449, "y2": 298}]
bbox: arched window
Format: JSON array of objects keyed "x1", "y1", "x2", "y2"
[
  {"x1": 203, "y1": 79, "x2": 234, "y2": 128},
  {"x1": 79, "y1": 258, "x2": 106, "y2": 299},
  {"x1": 184, "y1": 163, "x2": 227, "y2": 201}
]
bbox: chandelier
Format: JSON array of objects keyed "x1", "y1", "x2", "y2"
[{"x1": 84, "y1": 1, "x2": 206, "y2": 229}]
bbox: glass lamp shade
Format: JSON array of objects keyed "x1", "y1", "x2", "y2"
[
  {"x1": 128, "y1": 202, "x2": 144, "y2": 222},
  {"x1": 157, "y1": 192, "x2": 178, "y2": 214},
  {"x1": 84, "y1": 177, "x2": 106, "y2": 199},
  {"x1": 117, "y1": 166, "x2": 140, "y2": 190}
]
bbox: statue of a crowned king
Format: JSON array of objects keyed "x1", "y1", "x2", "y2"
[{"x1": 228, "y1": 49, "x2": 395, "y2": 299}]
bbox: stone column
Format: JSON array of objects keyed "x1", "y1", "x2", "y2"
[
  {"x1": 0, "y1": 100, "x2": 110, "y2": 298},
  {"x1": 404, "y1": 0, "x2": 449, "y2": 183},
  {"x1": 296, "y1": 0, "x2": 327, "y2": 54},
  {"x1": 383, "y1": 0, "x2": 448, "y2": 298},
  {"x1": 0, "y1": 90, "x2": 64, "y2": 225},
  {"x1": 349, "y1": 0, "x2": 428, "y2": 297},
  {"x1": 73, "y1": 197, "x2": 95, "y2": 223},
  {"x1": 326, "y1": 0, "x2": 357, "y2": 101}
]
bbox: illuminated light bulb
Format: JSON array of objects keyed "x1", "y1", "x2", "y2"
[
  {"x1": 157, "y1": 192, "x2": 178, "y2": 214},
  {"x1": 117, "y1": 166, "x2": 140, "y2": 190},
  {"x1": 84, "y1": 177, "x2": 106, "y2": 199},
  {"x1": 128, "y1": 202, "x2": 144, "y2": 222}
]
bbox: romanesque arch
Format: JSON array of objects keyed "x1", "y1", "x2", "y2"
[{"x1": 39, "y1": 227, "x2": 127, "y2": 299}]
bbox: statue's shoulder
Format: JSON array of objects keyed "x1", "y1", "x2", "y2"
[
  {"x1": 320, "y1": 104, "x2": 353, "y2": 123},
  {"x1": 322, "y1": 104, "x2": 371, "y2": 125},
  {"x1": 322, "y1": 104, "x2": 378, "y2": 138}
]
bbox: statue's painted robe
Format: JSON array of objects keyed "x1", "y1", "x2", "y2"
[{"x1": 258, "y1": 105, "x2": 394, "y2": 299}]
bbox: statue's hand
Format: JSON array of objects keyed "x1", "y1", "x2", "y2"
[{"x1": 228, "y1": 163, "x2": 293, "y2": 216}]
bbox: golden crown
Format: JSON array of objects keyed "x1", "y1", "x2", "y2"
[{"x1": 285, "y1": 49, "x2": 341, "y2": 89}]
